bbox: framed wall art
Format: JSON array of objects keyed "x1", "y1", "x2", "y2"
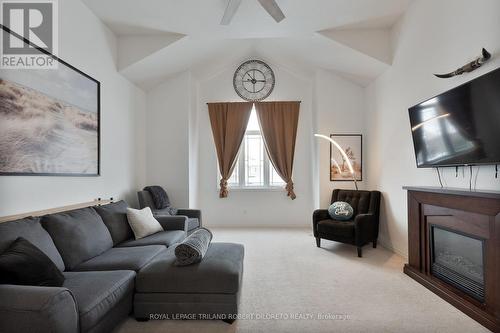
[
  {"x1": 330, "y1": 134, "x2": 362, "y2": 181},
  {"x1": 0, "y1": 26, "x2": 100, "y2": 176}
]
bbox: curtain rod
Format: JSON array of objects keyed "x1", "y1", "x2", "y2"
[{"x1": 206, "y1": 101, "x2": 301, "y2": 105}]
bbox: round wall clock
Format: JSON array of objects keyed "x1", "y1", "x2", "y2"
[{"x1": 233, "y1": 60, "x2": 275, "y2": 101}]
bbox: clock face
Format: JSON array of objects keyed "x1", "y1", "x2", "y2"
[{"x1": 233, "y1": 60, "x2": 275, "y2": 101}]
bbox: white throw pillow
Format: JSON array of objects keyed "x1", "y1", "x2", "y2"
[{"x1": 126, "y1": 207, "x2": 163, "y2": 239}]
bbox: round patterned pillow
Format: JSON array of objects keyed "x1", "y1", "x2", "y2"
[{"x1": 328, "y1": 201, "x2": 354, "y2": 221}]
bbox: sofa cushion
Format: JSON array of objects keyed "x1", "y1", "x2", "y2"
[
  {"x1": 0, "y1": 237, "x2": 65, "y2": 287},
  {"x1": 117, "y1": 230, "x2": 185, "y2": 248},
  {"x1": 317, "y1": 219, "x2": 355, "y2": 238},
  {"x1": 0, "y1": 217, "x2": 65, "y2": 271},
  {"x1": 136, "y1": 242, "x2": 244, "y2": 294},
  {"x1": 73, "y1": 245, "x2": 165, "y2": 272},
  {"x1": 93, "y1": 201, "x2": 133, "y2": 245},
  {"x1": 42, "y1": 207, "x2": 113, "y2": 270},
  {"x1": 187, "y1": 218, "x2": 200, "y2": 231},
  {"x1": 63, "y1": 270, "x2": 134, "y2": 332}
]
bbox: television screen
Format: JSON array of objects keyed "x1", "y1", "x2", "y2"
[{"x1": 409, "y1": 67, "x2": 500, "y2": 168}]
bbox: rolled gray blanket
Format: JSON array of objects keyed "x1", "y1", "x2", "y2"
[{"x1": 174, "y1": 228, "x2": 213, "y2": 266}]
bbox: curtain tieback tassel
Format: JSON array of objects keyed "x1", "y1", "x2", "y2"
[
  {"x1": 286, "y1": 181, "x2": 296, "y2": 200},
  {"x1": 219, "y1": 178, "x2": 229, "y2": 198}
]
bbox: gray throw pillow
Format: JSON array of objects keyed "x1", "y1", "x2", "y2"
[
  {"x1": 0, "y1": 237, "x2": 65, "y2": 287},
  {"x1": 0, "y1": 216, "x2": 65, "y2": 271}
]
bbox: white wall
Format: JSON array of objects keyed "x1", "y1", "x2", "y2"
[
  {"x1": 365, "y1": 0, "x2": 500, "y2": 256},
  {"x1": 188, "y1": 76, "x2": 200, "y2": 208},
  {"x1": 197, "y1": 62, "x2": 316, "y2": 227},
  {"x1": 0, "y1": 0, "x2": 370, "y2": 223},
  {"x1": 314, "y1": 70, "x2": 367, "y2": 208},
  {"x1": 5, "y1": 0, "x2": 497, "y2": 256},
  {"x1": 144, "y1": 57, "x2": 368, "y2": 227},
  {"x1": 145, "y1": 72, "x2": 191, "y2": 208},
  {"x1": 0, "y1": 0, "x2": 146, "y2": 216}
]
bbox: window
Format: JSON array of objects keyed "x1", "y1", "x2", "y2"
[{"x1": 225, "y1": 106, "x2": 285, "y2": 189}]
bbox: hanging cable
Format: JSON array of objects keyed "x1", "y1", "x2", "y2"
[
  {"x1": 455, "y1": 166, "x2": 458, "y2": 177},
  {"x1": 496, "y1": 165, "x2": 498, "y2": 179},
  {"x1": 474, "y1": 166, "x2": 480, "y2": 190},
  {"x1": 436, "y1": 167, "x2": 443, "y2": 188},
  {"x1": 469, "y1": 165, "x2": 473, "y2": 191}
]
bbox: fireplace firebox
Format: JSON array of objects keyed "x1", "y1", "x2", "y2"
[
  {"x1": 430, "y1": 226, "x2": 485, "y2": 302},
  {"x1": 403, "y1": 186, "x2": 500, "y2": 332}
]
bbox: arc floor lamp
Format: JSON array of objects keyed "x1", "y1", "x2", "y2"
[{"x1": 314, "y1": 134, "x2": 359, "y2": 190}]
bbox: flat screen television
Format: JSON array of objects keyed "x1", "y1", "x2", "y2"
[{"x1": 409, "y1": 67, "x2": 500, "y2": 168}]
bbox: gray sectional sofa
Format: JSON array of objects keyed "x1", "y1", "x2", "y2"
[{"x1": 0, "y1": 201, "x2": 244, "y2": 333}]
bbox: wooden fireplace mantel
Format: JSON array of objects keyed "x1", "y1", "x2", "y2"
[
  {"x1": 403, "y1": 186, "x2": 500, "y2": 199},
  {"x1": 404, "y1": 186, "x2": 500, "y2": 332}
]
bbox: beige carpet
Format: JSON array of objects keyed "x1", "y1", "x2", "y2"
[{"x1": 115, "y1": 228, "x2": 489, "y2": 333}]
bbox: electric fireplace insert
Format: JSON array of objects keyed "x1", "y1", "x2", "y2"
[{"x1": 430, "y1": 225, "x2": 485, "y2": 302}]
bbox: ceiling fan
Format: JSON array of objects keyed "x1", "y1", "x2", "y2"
[{"x1": 221, "y1": 0, "x2": 285, "y2": 25}]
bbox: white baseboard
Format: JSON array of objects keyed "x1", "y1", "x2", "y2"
[
  {"x1": 378, "y1": 237, "x2": 408, "y2": 259},
  {"x1": 205, "y1": 225, "x2": 409, "y2": 258},
  {"x1": 206, "y1": 224, "x2": 311, "y2": 229}
]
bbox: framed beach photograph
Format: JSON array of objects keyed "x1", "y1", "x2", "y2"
[
  {"x1": 330, "y1": 134, "x2": 362, "y2": 181},
  {"x1": 0, "y1": 27, "x2": 100, "y2": 176}
]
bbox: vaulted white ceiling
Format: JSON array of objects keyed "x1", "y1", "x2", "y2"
[{"x1": 82, "y1": 0, "x2": 412, "y2": 90}]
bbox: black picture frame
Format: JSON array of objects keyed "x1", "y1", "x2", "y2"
[
  {"x1": 0, "y1": 24, "x2": 101, "y2": 177},
  {"x1": 329, "y1": 134, "x2": 362, "y2": 182}
]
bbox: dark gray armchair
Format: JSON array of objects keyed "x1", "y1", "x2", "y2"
[
  {"x1": 137, "y1": 190, "x2": 202, "y2": 233},
  {"x1": 313, "y1": 189, "x2": 381, "y2": 257}
]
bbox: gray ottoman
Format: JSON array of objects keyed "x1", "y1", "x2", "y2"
[{"x1": 134, "y1": 242, "x2": 244, "y2": 323}]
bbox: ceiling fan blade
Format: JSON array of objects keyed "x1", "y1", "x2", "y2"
[
  {"x1": 220, "y1": 0, "x2": 243, "y2": 25},
  {"x1": 257, "y1": 0, "x2": 285, "y2": 23}
]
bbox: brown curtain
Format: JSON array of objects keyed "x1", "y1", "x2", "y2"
[
  {"x1": 254, "y1": 101, "x2": 300, "y2": 200},
  {"x1": 208, "y1": 102, "x2": 253, "y2": 198}
]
